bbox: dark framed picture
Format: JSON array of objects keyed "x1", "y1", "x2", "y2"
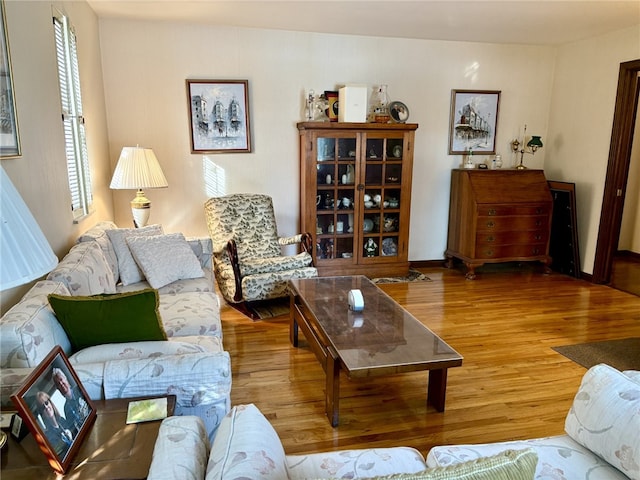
[
  {"x1": 324, "y1": 90, "x2": 339, "y2": 122},
  {"x1": 448, "y1": 89, "x2": 500, "y2": 155},
  {"x1": 10, "y1": 346, "x2": 96, "y2": 474},
  {"x1": 186, "y1": 79, "x2": 252, "y2": 154},
  {"x1": 1, "y1": 0, "x2": 21, "y2": 158}
]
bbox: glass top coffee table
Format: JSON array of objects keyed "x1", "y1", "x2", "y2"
[{"x1": 289, "y1": 275, "x2": 463, "y2": 427}]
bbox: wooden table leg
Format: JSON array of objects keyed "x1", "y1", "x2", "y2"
[
  {"x1": 427, "y1": 368, "x2": 448, "y2": 412},
  {"x1": 289, "y1": 295, "x2": 299, "y2": 347},
  {"x1": 326, "y1": 347, "x2": 340, "y2": 427}
]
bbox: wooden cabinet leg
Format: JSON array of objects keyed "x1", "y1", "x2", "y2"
[{"x1": 464, "y1": 263, "x2": 477, "y2": 280}]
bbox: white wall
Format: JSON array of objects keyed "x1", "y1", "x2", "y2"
[
  {"x1": 545, "y1": 25, "x2": 640, "y2": 273},
  {"x1": 99, "y1": 20, "x2": 556, "y2": 262},
  {"x1": 0, "y1": 1, "x2": 112, "y2": 313}
]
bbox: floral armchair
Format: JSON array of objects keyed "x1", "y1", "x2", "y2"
[{"x1": 204, "y1": 194, "x2": 317, "y2": 315}]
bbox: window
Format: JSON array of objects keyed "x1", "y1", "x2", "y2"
[{"x1": 53, "y1": 10, "x2": 92, "y2": 220}]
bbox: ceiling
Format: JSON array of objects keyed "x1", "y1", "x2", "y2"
[{"x1": 86, "y1": 0, "x2": 640, "y2": 46}]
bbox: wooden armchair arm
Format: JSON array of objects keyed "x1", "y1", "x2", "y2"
[
  {"x1": 226, "y1": 239, "x2": 244, "y2": 302},
  {"x1": 301, "y1": 232, "x2": 313, "y2": 256}
]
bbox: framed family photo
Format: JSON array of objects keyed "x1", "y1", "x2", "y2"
[
  {"x1": 1, "y1": 0, "x2": 21, "y2": 158},
  {"x1": 10, "y1": 346, "x2": 96, "y2": 474},
  {"x1": 186, "y1": 79, "x2": 252, "y2": 154},
  {"x1": 448, "y1": 89, "x2": 500, "y2": 155}
]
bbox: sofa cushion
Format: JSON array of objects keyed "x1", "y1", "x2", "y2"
[
  {"x1": 288, "y1": 447, "x2": 428, "y2": 479},
  {"x1": 69, "y1": 336, "x2": 223, "y2": 364},
  {"x1": 158, "y1": 291, "x2": 222, "y2": 339},
  {"x1": 77, "y1": 221, "x2": 119, "y2": 280},
  {"x1": 206, "y1": 403, "x2": 288, "y2": 480},
  {"x1": 0, "y1": 281, "x2": 73, "y2": 368},
  {"x1": 126, "y1": 233, "x2": 204, "y2": 289},
  {"x1": 48, "y1": 289, "x2": 167, "y2": 350},
  {"x1": 344, "y1": 449, "x2": 537, "y2": 480},
  {"x1": 47, "y1": 241, "x2": 117, "y2": 295},
  {"x1": 106, "y1": 225, "x2": 163, "y2": 285},
  {"x1": 427, "y1": 434, "x2": 631, "y2": 480},
  {"x1": 564, "y1": 363, "x2": 640, "y2": 480}
]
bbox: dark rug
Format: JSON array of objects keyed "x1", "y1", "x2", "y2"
[
  {"x1": 372, "y1": 268, "x2": 431, "y2": 284},
  {"x1": 552, "y1": 338, "x2": 640, "y2": 371}
]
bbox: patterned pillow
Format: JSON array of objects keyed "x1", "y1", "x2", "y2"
[
  {"x1": 206, "y1": 404, "x2": 288, "y2": 480},
  {"x1": 106, "y1": 225, "x2": 163, "y2": 285},
  {"x1": 565, "y1": 363, "x2": 640, "y2": 480},
  {"x1": 126, "y1": 233, "x2": 204, "y2": 289}
]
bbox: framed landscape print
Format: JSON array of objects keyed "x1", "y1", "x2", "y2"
[
  {"x1": 186, "y1": 79, "x2": 252, "y2": 154},
  {"x1": 10, "y1": 346, "x2": 96, "y2": 474},
  {"x1": 448, "y1": 89, "x2": 500, "y2": 155},
  {"x1": 0, "y1": 0, "x2": 21, "y2": 158}
]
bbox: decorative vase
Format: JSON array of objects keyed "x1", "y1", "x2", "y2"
[{"x1": 369, "y1": 85, "x2": 390, "y2": 123}]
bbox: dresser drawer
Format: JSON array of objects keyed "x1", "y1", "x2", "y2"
[
  {"x1": 476, "y1": 215, "x2": 549, "y2": 232},
  {"x1": 476, "y1": 230, "x2": 549, "y2": 246},
  {"x1": 478, "y1": 204, "x2": 550, "y2": 216},
  {"x1": 475, "y1": 244, "x2": 548, "y2": 259}
]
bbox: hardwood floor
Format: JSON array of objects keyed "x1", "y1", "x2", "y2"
[
  {"x1": 611, "y1": 253, "x2": 640, "y2": 297},
  {"x1": 221, "y1": 265, "x2": 640, "y2": 456}
]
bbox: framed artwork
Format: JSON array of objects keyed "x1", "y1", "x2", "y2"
[
  {"x1": 186, "y1": 79, "x2": 252, "y2": 154},
  {"x1": 10, "y1": 346, "x2": 96, "y2": 474},
  {"x1": 448, "y1": 89, "x2": 500, "y2": 155},
  {"x1": 0, "y1": 0, "x2": 21, "y2": 158}
]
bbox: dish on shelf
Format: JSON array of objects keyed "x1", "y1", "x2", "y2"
[
  {"x1": 382, "y1": 238, "x2": 398, "y2": 256},
  {"x1": 389, "y1": 101, "x2": 409, "y2": 123},
  {"x1": 363, "y1": 218, "x2": 374, "y2": 232}
]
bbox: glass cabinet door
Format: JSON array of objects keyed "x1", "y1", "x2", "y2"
[
  {"x1": 315, "y1": 133, "x2": 357, "y2": 262},
  {"x1": 361, "y1": 133, "x2": 404, "y2": 260}
]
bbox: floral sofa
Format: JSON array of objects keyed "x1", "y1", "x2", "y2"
[
  {"x1": 0, "y1": 222, "x2": 231, "y2": 438},
  {"x1": 144, "y1": 363, "x2": 638, "y2": 479}
]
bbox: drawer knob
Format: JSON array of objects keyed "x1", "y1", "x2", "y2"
[
  {"x1": 485, "y1": 250, "x2": 494, "y2": 257},
  {"x1": 488, "y1": 209, "x2": 497, "y2": 216},
  {"x1": 486, "y1": 236, "x2": 495, "y2": 242},
  {"x1": 486, "y1": 221, "x2": 495, "y2": 228}
]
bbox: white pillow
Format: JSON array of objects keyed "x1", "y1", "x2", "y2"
[
  {"x1": 565, "y1": 363, "x2": 640, "y2": 480},
  {"x1": 106, "y1": 225, "x2": 163, "y2": 285},
  {"x1": 126, "y1": 233, "x2": 204, "y2": 289}
]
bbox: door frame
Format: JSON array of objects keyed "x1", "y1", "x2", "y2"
[{"x1": 592, "y1": 59, "x2": 640, "y2": 284}]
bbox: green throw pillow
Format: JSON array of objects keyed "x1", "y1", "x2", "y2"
[{"x1": 48, "y1": 289, "x2": 167, "y2": 351}]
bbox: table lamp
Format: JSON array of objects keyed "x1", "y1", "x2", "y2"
[
  {"x1": 1, "y1": 167, "x2": 58, "y2": 290},
  {"x1": 511, "y1": 125, "x2": 543, "y2": 170},
  {"x1": 110, "y1": 146, "x2": 168, "y2": 228}
]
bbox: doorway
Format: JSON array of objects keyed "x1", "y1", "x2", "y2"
[{"x1": 592, "y1": 59, "x2": 640, "y2": 285}]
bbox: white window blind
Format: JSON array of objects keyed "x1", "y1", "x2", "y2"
[{"x1": 53, "y1": 10, "x2": 92, "y2": 219}]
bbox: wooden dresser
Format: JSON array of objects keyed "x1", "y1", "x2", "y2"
[{"x1": 445, "y1": 169, "x2": 553, "y2": 279}]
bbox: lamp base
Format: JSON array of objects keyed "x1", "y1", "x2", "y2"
[
  {"x1": 515, "y1": 163, "x2": 528, "y2": 170},
  {"x1": 131, "y1": 189, "x2": 151, "y2": 228}
]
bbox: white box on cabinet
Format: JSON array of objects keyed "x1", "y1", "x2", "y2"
[{"x1": 339, "y1": 85, "x2": 367, "y2": 123}]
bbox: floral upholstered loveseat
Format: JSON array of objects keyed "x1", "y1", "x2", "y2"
[
  {"x1": 0, "y1": 222, "x2": 231, "y2": 438},
  {"x1": 145, "y1": 364, "x2": 638, "y2": 479}
]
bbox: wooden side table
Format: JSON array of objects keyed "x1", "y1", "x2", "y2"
[{"x1": 1, "y1": 395, "x2": 175, "y2": 480}]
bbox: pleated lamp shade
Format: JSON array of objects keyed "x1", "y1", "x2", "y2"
[
  {"x1": 110, "y1": 146, "x2": 168, "y2": 228},
  {"x1": 1, "y1": 167, "x2": 58, "y2": 290}
]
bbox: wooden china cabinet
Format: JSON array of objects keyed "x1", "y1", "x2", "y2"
[{"x1": 297, "y1": 122, "x2": 418, "y2": 278}]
